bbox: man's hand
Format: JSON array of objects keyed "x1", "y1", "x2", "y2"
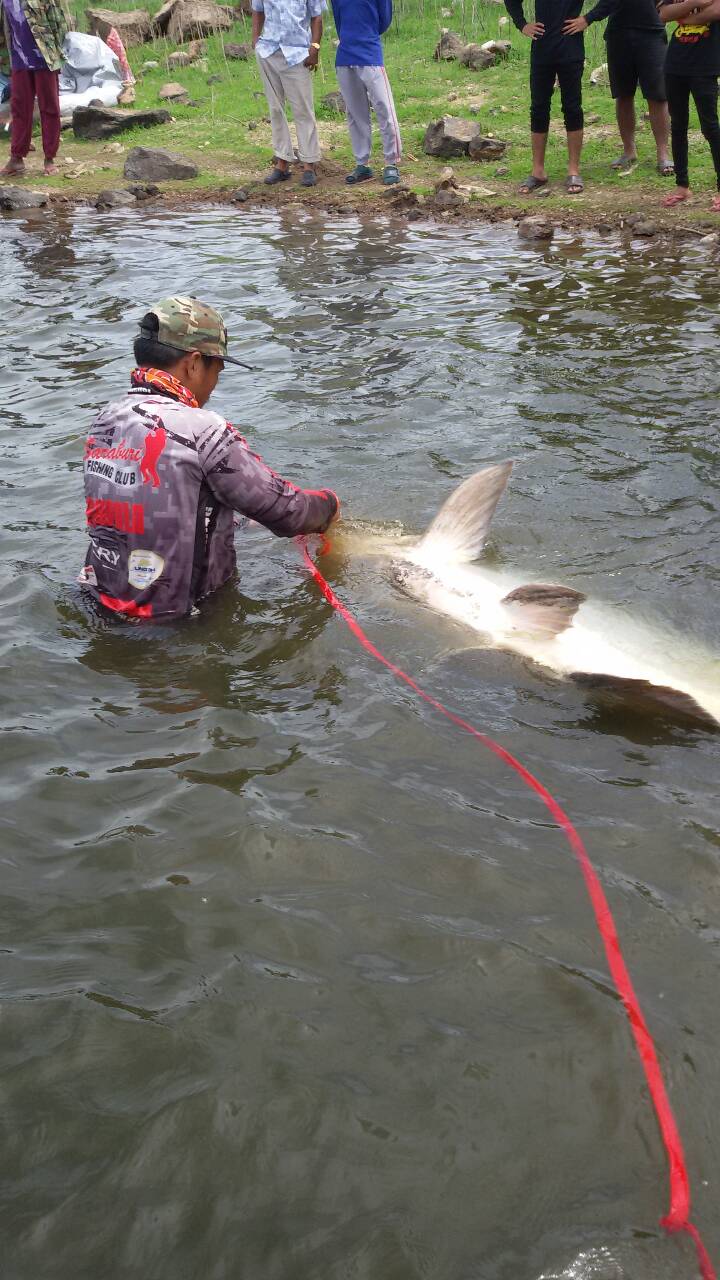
[
  {"x1": 563, "y1": 14, "x2": 588, "y2": 32},
  {"x1": 522, "y1": 20, "x2": 545, "y2": 36},
  {"x1": 304, "y1": 44, "x2": 319, "y2": 70}
]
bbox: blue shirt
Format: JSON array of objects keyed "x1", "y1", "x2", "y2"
[
  {"x1": 252, "y1": 0, "x2": 326, "y2": 67},
  {"x1": 331, "y1": 0, "x2": 392, "y2": 67}
]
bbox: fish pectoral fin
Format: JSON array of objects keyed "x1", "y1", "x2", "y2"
[
  {"x1": 500, "y1": 583, "x2": 586, "y2": 637},
  {"x1": 572, "y1": 673, "x2": 718, "y2": 729}
]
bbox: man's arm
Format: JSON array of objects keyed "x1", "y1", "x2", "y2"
[
  {"x1": 251, "y1": 0, "x2": 264, "y2": 46},
  {"x1": 304, "y1": 3, "x2": 324, "y2": 70},
  {"x1": 564, "y1": 0, "x2": 618, "y2": 34},
  {"x1": 198, "y1": 421, "x2": 339, "y2": 536},
  {"x1": 505, "y1": 0, "x2": 545, "y2": 39},
  {"x1": 377, "y1": 0, "x2": 393, "y2": 35},
  {"x1": 658, "y1": 0, "x2": 715, "y2": 20}
]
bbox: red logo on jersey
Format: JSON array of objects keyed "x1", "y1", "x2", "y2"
[
  {"x1": 86, "y1": 498, "x2": 145, "y2": 534},
  {"x1": 140, "y1": 426, "x2": 167, "y2": 488}
]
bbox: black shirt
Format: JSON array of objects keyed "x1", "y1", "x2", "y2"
[
  {"x1": 585, "y1": 0, "x2": 664, "y2": 32},
  {"x1": 664, "y1": 15, "x2": 720, "y2": 74},
  {"x1": 504, "y1": 0, "x2": 586, "y2": 63}
]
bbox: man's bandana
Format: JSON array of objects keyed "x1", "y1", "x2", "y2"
[{"x1": 130, "y1": 367, "x2": 199, "y2": 408}]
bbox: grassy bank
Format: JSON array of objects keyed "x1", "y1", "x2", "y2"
[{"x1": 3, "y1": 0, "x2": 719, "y2": 227}]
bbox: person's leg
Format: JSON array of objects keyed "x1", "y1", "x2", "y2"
[
  {"x1": 2, "y1": 69, "x2": 34, "y2": 173},
  {"x1": 34, "y1": 69, "x2": 61, "y2": 172},
  {"x1": 255, "y1": 50, "x2": 294, "y2": 170},
  {"x1": 336, "y1": 65, "x2": 373, "y2": 171},
  {"x1": 559, "y1": 61, "x2": 584, "y2": 185},
  {"x1": 648, "y1": 100, "x2": 672, "y2": 171},
  {"x1": 690, "y1": 75, "x2": 720, "y2": 206},
  {"x1": 282, "y1": 58, "x2": 321, "y2": 180},
  {"x1": 637, "y1": 32, "x2": 671, "y2": 171},
  {"x1": 663, "y1": 72, "x2": 691, "y2": 204},
  {"x1": 525, "y1": 61, "x2": 553, "y2": 187},
  {"x1": 607, "y1": 33, "x2": 638, "y2": 164},
  {"x1": 362, "y1": 65, "x2": 402, "y2": 174}
]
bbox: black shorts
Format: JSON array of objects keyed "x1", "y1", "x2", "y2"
[
  {"x1": 530, "y1": 60, "x2": 584, "y2": 134},
  {"x1": 606, "y1": 28, "x2": 668, "y2": 103}
]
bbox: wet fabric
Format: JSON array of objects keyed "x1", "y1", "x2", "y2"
[{"x1": 80, "y1": 372, "x2": 338, "y2": 621}]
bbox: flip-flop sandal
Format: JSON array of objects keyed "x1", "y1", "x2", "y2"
[
  {"x1": 657, "y1": 161, "x2": 675, "y2": 177},
  {"x1": 611, "y1": 154, "x2": 637, "y2": 170},
  {"x1": 519, "y1": 175, "x2": 548, "y2": 194},
  {"x1": 662, "y1": 190, "x2": 690, "y2": 207},
  {"x1": 565, "y1": 175, "x2": 584, "y2": 194}
]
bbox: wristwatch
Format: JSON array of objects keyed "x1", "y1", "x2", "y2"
[{"x1": 310, "y1": 41, "x2": 321, "y2": 49}]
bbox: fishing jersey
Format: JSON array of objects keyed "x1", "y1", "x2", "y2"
[{"x1": 79, "y1": 378, "x2": 338, "y2": 621}]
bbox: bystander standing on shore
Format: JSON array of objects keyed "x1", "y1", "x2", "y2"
[
  {"x1": 658, "y1": 0, "x2": 720, "y2": 209},
  {"x1": 0, "y1": 0, "x2": 69, "y2": 177},
  {"x1": 505, "y1": 0, "x2": 588, "y2": 193},
  {"x1": 251, "y1": 0, "x2": 325, "y2": 187},
  {"x1": 563, "y1": 0, "x2": 673, "y2": 176},
  {"x1": 331, "y1": 0, "x2": 402, "y2": 186}
]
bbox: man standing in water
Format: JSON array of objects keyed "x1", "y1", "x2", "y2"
[
  {"x1": 563, "y1": 0, "x2": 673, "y2": 177},
  {"x1": 0, "y1": 0, "x2": 69, "y2": 176},
  {"x1": 505, "y1": 0, "x2": 587, "y2": 193},
  {"x1": 79, "y1": 297, "x2": 339, "y2": 622}
]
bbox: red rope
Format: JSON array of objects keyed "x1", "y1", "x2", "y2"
[{"x1": 298, "y1": 535, "x2": 715, "y2": 1279}]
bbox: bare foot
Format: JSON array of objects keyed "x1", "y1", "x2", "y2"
[
  {"x1": 662, "y1": 187, "x2": 690, "y2": 207},
  {"x1": 1, "y1": 159, "x2": 25, "y2": 177},
  {"x1": 43, "y1": 160, "x2": 59, "y2": 175},
  {"x1": 711, "y1": 194, "x2": 720, "y2": 213}
]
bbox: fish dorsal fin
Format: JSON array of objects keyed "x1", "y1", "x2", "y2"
[
  {"x1": 572, "y1": 673, "x2": 718, "y2": 729},
  {"x1": 501, "y1": 583, "x2": 586, "y2": 637},
  {"x1": 419, "y1": 462, "x2": 513, "y2": 563}
]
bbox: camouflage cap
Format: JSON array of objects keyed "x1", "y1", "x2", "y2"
[{"x1": 143, "y1": 296, "x2": 246, "y2": 366}]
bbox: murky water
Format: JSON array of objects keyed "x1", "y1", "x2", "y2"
[{"x1": 1, "y1": 206, "x2": 718, "y2": 1280}]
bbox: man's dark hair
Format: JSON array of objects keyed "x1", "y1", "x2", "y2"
[{"x1": 133, "y1": 312, "x2": 216, "y2": 371}]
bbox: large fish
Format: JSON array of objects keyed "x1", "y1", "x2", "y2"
[{"x1": 354, "y1": 463, "x2": 720, "y2": 728}]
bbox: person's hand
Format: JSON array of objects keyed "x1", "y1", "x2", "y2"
[
  {"x1": 304, "y1": 45, "x2": 319, "y2": 70},
  {"x1": 563, "y1": 14, "x2": 588, "y2": 32},
  {"x1": 522, "y1": 20, "x2": 545, "y2": 36}
]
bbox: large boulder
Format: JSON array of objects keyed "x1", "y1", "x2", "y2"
[
  {"x1": 168, "y1": 0, "x2": 232, "y2": 41},
  {"x1": 86, "y1": 7, "x2": 152, "y2": 45},
  {"x1": 72, "y1": 104, "x2": 172, "y2": 139},
  {"x1": 0, "y1": 185, "x2": 48, "y2": 209},
  {"x1": 423, "y1": 116, "x2": 480, "y2": 158},
  {"x1": 468, "y1": 134, "x2": 507, "y2": 162},
  {"x1": 124, "y1": 146, "x2": 199, "y2": 180},
  {"x1": 433, "y1": 28, "x2": 465, "y2": 60},
  {"x1": 459, "y1": 44, "x2": 497, "y2": 71}
]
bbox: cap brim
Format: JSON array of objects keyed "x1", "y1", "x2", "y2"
[{"x1": 223, "y1": 354, "x2": 254, "y2": 368}]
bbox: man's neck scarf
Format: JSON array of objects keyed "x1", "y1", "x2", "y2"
[{"x1": 130, "y1": 367, "x2": 199, "y2": 408}]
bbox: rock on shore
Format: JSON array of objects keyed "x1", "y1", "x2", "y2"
[
  {"x1": 123, "y1": 146, "x2": 199, "y2": 180},
  {"x1": 73, "y1": 105, "x2": 171, "y2": 140}
]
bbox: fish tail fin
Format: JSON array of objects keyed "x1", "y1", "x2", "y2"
[{"x1": 419, "y1": 462, "x2": 513, "y2": 563}]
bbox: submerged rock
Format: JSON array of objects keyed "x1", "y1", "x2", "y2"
[
  {"x1": 124, "y1": 146, "x2": 199, "y2": 180},
  {"x1": 72, "y1": 104, "x2": 171, "y2": 139},
  {"x1": 424, "y1": 116, "x2": 480, "y2": 158},
  {"x1": 518, "y1": 216, "x2": 554, "y2": 241},
  {"x1": 633, "y1": 219, "x2": 658, "y2": 237}
]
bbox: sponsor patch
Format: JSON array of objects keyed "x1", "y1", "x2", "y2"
[
  {"x1": 128, "y1": 549, "x2": 164, "y2": 590},
  {"x1": 77, "y1": 564, "x2": 98, "y2": 587}
]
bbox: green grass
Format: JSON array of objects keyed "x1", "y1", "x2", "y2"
[{"x1": 9, "y1": 0, "x2": 719, "y2": 221}]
